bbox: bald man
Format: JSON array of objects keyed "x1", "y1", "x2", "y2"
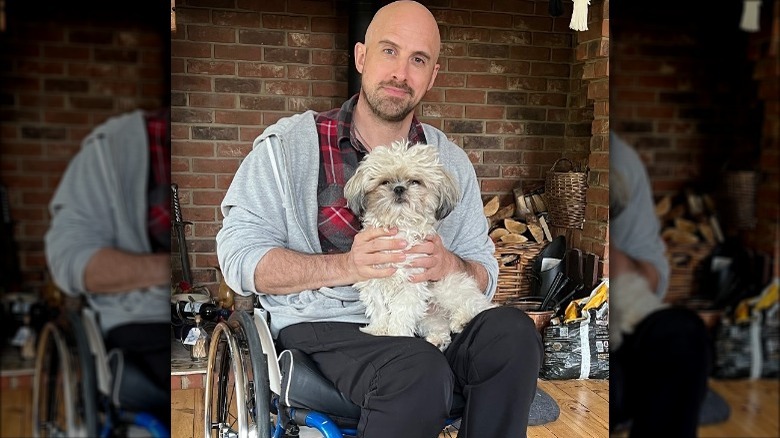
[{"x1": 217, "y1": 2, "x2": 543, "y2": 436}]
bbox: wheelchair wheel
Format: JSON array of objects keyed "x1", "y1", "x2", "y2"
[
  {"x1": 204, "y1": 311, "x2": 271, "y2": 438},
  {"x1": 32, "y1": 322, "x2": 78, "y2": 437},
  {"x1": 67, "y1": 311, "x2": 99, "y2": 437}
]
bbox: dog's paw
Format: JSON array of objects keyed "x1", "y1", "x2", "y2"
[
  {"x1": 425, "y1": 332, "x2": 451, "y2": 351},
  {"x1": 360, "y1": 323, "x2": 389, "y2": 337},
  {"x1": 448, "y1": 310, "x2": 474, "y2": 334}
]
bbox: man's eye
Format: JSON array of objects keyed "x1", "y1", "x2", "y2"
[
  {"x1": 383, "y1": 48, "x2": 395, "y2": 55},
  {"x1": 413, "y1": 57, "x2": 425, "y2": 64}
]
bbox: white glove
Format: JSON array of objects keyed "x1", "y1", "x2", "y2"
[{"x1": 609, "y1": 271, "x2": 667, "y2": 350}]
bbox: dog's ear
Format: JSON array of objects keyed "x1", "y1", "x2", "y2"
[
  {"x1": 344, "y1": 168, "x2": 366, "y2": 217},
  {"x1": 435, "y1": 170, "x2": 460, "y2": 220}
]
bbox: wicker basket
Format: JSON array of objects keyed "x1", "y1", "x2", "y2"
[
  {"x1": 722, "y1": 170, "x2": 758, "y2": 229},
  {"x1": 665, "y1": 242, "x2": 715, "y2": 304},
  {"x1": 544, "y1": 158, "x2": 588, "y2": 229},
  {"x1": 492, "y1": 241, "x2": 546, "y2": 305}
]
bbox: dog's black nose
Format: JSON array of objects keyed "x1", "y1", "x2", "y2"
[{"x1": 393, "y1": 186, "x2": 406, "y2": 195}]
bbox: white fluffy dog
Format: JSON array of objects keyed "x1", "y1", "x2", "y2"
[{"x1": 344, "y1": 140, "x2": 496, "y2": 350}]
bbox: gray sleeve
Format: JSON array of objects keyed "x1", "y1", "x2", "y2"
[
  {"x1": 44, "y1": 139, "x2": 114, "y2": 295},
  {"x1": 217, "y1": 136, "x2": 289, "y2": 296},
  {"x1": 438, "y1": 149, "x2": 499, "y2": 299},
  {"x1": 610, "y1": 136, "x2": 670, "y2": 298}
]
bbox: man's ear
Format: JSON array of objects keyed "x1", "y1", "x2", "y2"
[
  {"x1": 426, "y1": 63, "x2": 440, "y2": 92},
  {"x1": 354, "y1": 42, "x2": 366, "y2": 74}
]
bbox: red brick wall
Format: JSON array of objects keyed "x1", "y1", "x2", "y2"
[
  {"x1": 171, "y1": 0, "x2": 609, "y2": 291},
  {"x1": 0, "y1": 3, "x2": 170, "y2": 293},
  {"x1": 611, "y1": 1, "x2": 779, "y2": 255}
]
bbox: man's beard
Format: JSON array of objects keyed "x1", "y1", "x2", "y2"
[{"x1": 362, "y1": 81, "x2": 417, "y2": 123}]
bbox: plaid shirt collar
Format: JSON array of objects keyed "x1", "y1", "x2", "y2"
[
  {"x1": 334, "y1": 94, "x2": 427, "y2": 152},
  {"x1": 314, "y1": 94, "x2": 427, "y2": 253}
]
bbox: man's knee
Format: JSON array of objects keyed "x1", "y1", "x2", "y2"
[{"x1": 467, "y1": 306, "x2": 543, "y2": 366}]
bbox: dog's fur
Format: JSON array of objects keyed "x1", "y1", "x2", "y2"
[{"x1": 344, "y1": 140, "x2": 495, "y2": 350}]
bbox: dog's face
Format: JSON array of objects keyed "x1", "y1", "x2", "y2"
[{"x1": 344, "y1": 141, "x2": 459, "y2": 226}]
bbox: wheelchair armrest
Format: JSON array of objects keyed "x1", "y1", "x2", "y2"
[{"x1": 278, "y1": 349, "x2": 361, "y2": 421}]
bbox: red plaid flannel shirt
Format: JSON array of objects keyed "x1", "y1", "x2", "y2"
[
  {"x1": 145, "y1": 108, "x2": 171, "y2": 252},
  {"x1": 316, "y1": 95, "x2": 426, "y2": 253}
]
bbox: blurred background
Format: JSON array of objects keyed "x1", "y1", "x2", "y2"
[
  {"x1": 0, "y1": 0, "x2": 169, "y2": 435},
  {"x1": 611, "y1": 0, "x2": 779, "y2": 436}
]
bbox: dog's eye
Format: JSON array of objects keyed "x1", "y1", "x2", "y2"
[
  {"x1": 410, "y1": 180, "x2": 421, "y2": 186},
  {"x1": 380, "y1": 180, "x2": 391, "y2": 186}
]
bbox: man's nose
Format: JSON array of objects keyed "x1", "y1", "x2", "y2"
[{"x1": 391, "y1": 59, "x2": 408, "y2": 81}]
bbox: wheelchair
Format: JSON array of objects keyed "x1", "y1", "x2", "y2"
[
  {"x1": 32, "y1": 302, "x2": 170, "y2": 438},
  {"x1": 203, "y1": 306, "x2": 474, "y2": 438}
]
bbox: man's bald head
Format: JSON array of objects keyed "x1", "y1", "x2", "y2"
[{"x1": 365, "y1": 1, "x2": 441, "y2": 62}]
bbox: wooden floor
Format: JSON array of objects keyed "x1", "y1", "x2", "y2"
[
  {"x1": 439, "y1": 379, "x2": 609, "y2": 438},
  {"x1": 439, "y1": 378, "x2": 779, "y2": 438}
]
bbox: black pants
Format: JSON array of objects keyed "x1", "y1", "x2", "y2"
[
  {"x1": 610, "y1": 307, "x2": 712, "y2": 437},
  {"x1": 277, "y1": 306, "x2": 543, "y2": 438},
  {"x1": 105, "y1": 322, "x2": 171, "y2": 430}
]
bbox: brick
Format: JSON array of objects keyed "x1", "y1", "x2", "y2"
[
  {"x1": 472, "y1": 12, "x2": 513, "y2": 28},
  {"x1": 172, "y1": 108, "x2": 213, "y2": 124},
  {"x1": 467, "y1": 75, "x2": 507, "y2": 89},
  {"x1": 312, "y1": 82, "x2": 346, "y2": 97},
  {"x1": 213, "y1": 10, "x2": 262, "y2": 28},
  {"x1": 444, "y1": 120, "x2": 483, "y2": 134},
  {"x1": 44, "y1": 79, "x2": 89, "y2": 93},
  {"x1": 512, "y1": 15, "x2": 553, "y2": 31},
  {"x1": 420, "y1": 104, "x2": 464, "y2": 118},
  {"x1": 263, "y1": 15, "x2": 309, "y2": 31},
  {"x1": 262, "y1": 80, "x2": 307, "y2": 96},
  {"x1": 441, "y1": 43, "x2": 468, "y2": 57},
  {"x1": 173, "y1": 174, "x2": 216, "y2": 189},
  {"x1": 192, "y1": 126, "x2": 239, "y2": 141},
  {"x1": 311, "y1": 50, "x2": 349, "y2": 66},
  {"x1": 215, "y1": 78, "x2": 263, "y2": 94},
  {"x1": 288, "y1": 97, "x2": 335, "y2": 112},
  {"x1": 192, "y1": 190, "x2": 227, "y2": 205},
  {"x1": 187, "y1": 60, "x2": 236, "y2": 75},
  {"x1": 264, "y1": 47, "x2": 310, "y2": 64},
  {"x1": 481, "y1": 178, "x2": 517, "y2": 193},
  {"x1": 506, "y1": 106, "x2": 546, "y2": 121},
  {"x1": 42, "y1": 45, "x2": 90, "y2": 60},
  {"x1": 172, "y1": 75, "x2": 213, "y2": 92},
  {"x1": 448, "y1": 58, "x2": 491, "y2": 73},
  {"x1": 214, "y1": 111, "x2": 263, "y2": 125},
  {"x1": 216, "y1": 143, "x2": 253, "y2": 158},
  {"x1": 485, "y1": 121, "x2": 524, "y2": 135},
  {"x1": 468, "y1": 44, "x2": 509, "y2": 59},
  {"x1": 465, "y1": 105, "x2": 504, "y2": 119},
  {"x1": 288, "y1": 0, "x2": 335, "y2": 15},
  {"x1": 192, "y1": 158, "x2": 241, "y2": 174},
  {"x1": 445, "y1": 89, "x2": 485, "y2": 103},
  {"x1": 237, "y1": 63, "x2": 284, "y2": 78},
  {"x1": 433, "y1": 73, "x2": 466, "y2": 88},
  {"x1": 189, "y1": 93, "x2": 237, "y2": 109},
  {"x1": 449, "y1": 27, "x2": 491, "y2": 42},
  {"x1": 171, "y1": 41, "x2": 212, "y2": 58},
  {"x1": 509, "y1": 45, "x2": 550, "y2": 62},
  {"x1": 486, "y1": 91, "x2": 527, "y2": 106},
  {"x1": 238, "y1": 29, "x2": 285, "y2": 46},
  {"x1": 214, "y1": 45, "x2": 263, "y2": 61},
  {"x1": 43, "y1": 112, "x2": 89, "y2": 125},
  {"x1": 21, "y1": 127, "x2": 67, "y2": 140},
  {"x1": 432, "y1": 9, "x2": 470, "y2": 25},
  {"x1": 463, "y1": 135, "x2": 501, "y2": 149},
  {"x1": 491, "y1": 30, "x2": 531, "y2": 45},
  {"x1": 289, "y1": 33, "x2": 333, "y2": 49},
  {"x1": 240, "y1": 95, "x2": 286, "y2": 111},
  {"x1": 288, "y1": 65, "x2": 332, "y2": 81}
]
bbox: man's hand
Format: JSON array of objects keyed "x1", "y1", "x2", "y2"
[
  {"x1": 345, "y1": 227, "x2": 408, "y2": 282},
  {"x1": 404, "y1": 234, "x2": 489, "y2": 292},
  {"x1": 404, "y1": 234, "x2": 457, "y2": 283}
]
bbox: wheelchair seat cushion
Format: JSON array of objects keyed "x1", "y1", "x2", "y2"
[
  {"x1": 107, "y1": 349, "x2": 169, "y2": 414},
  {"x1": 279, "y1": 349, "x2": 362, "y2": 423}
]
